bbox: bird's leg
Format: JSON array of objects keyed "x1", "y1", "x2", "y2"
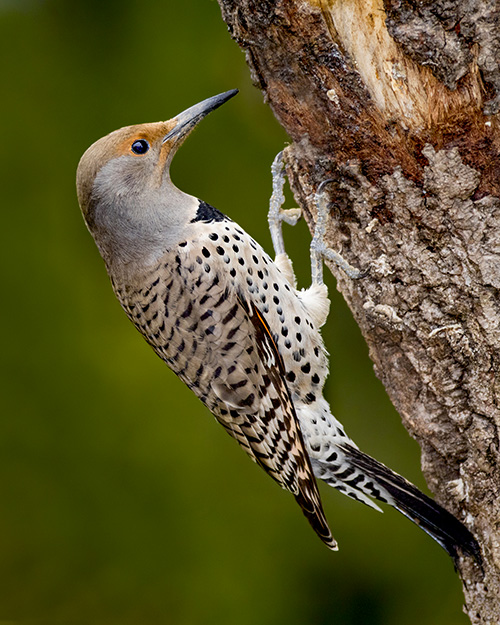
[
  {"x1": 310, "y1": 180, "x2": 367, "y2": 285},
  {"x1": 268, "y1": 151, "x2": 301, "y2": 257}
]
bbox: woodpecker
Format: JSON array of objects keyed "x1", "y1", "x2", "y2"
[{"x1": 76, "y1": 89, "x2": 479, "y2": 561}]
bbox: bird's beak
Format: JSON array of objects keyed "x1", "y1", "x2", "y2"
[{"x1": 162, "y1": 89, "x2": 238, "y2": 145}]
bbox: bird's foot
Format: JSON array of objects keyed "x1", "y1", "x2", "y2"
[
  {"x1": 268, "y1": 151, "x2": 301, "y2": 257},
  {"x1": 310, "y1": 180, "x2": 368, "y2": 285}
]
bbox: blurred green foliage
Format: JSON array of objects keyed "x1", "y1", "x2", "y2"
[{"x1": 0, "y1": 1, "x2": 468, "y2": 623}]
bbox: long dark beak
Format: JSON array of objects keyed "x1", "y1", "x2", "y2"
[{"x1": 163, "y1": 89, "x2": 238, "y2": 144}]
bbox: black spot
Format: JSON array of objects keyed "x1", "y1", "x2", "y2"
[
  {"x1": 257, "y1": 270, "x2": 264, "y2": 279},
  {"x1": 230, "y1": 268, "x2": 236, "y2": 277},
  {"x1": 238, "y1": 257, "x2": 245, "y2": 265},
  {"x1": 305, "y1": 392, "x2": 316, "y2": 403},
  {"x1": 191, "y1": 200, "x2": 226, "y2": 223},
  {"x1": 314, "y1": 346, "x2": 320, "y2": 357},
  {"x1": 179, "y1": 241, "x2": 188, "y2": 247},
  {"x1": 202, "y1": 247, "x2": 210, "y2": 258},
  {"x1": 216, "y1": 246, "x2": 225, "y2": 255},
  {"x1": 281, "y1": 326, "x2": 288, "y2": 337},
  {"x1": 240, "y1": 393, "x2": 255, "y2": 407},
  {"x1": 294, "y1": 316, "x2": 301, "y2": 324},
  {"x1": 346, "y1": 474, "x2": 365, "y2": 488},
  {"x1": 312, "y1": 373, "x2": 320, "y2": 384},
  {"x1": 181, "y1": 302, "x2": 193, "y2": 318},
  {"x1": 277, "y1": 307, "x2": 283, "y2": 315},
  {"x1": 209, "y1": 233, "x2": 218, "y2": 241},
  {"x1": 204, "y1": 264, "x2": 210, "y2": 273},
  {"x1": 284, "y1": 339, "x2": 291, "y2": 349},
  {"x1": 335, "y1": 466, "x2": 355, "y2": 480},
  {"x1": 273, "y1": 296, "x2": 279, "y2": 305},
  {"x1": 207, "y1": 275, "x2": 220, "y2": 290},
  {"x1": 196, "y1": 256, "x2": 202, "y2": 264},
  {"x1": 230, "y1": 379, "x2": 248, "y2": 389},
  {"x1": 296, "y1": 332, "x2": 302, "y2": 342},
  {"x1": 286, "y1": 371, "x2": 296, "y2": 382},
  {"x1": 214, "y1": 289, "x2": 229, "y2": 308},
  {"x1": 200, "y1": 310, "x2": 213, "y2": 321},
  {"x1": 222, "y1": 303, "x2": 238, "y2": 324},
  {"x1": 252, "y1": 255, "x2": 259, "y2": 264},
  {"x1": 273, "y1": 283, "x2": 279, "y2": 291},
  {"x1": 232, "y1": 244, "x2": 239, "y2": 252},
  {"x1": 301, "y1": 362, "x2": 311, "y2": 374}
]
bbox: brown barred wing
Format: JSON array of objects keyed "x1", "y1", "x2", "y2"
[{"x1": 227, "y1": 294, "x2": 336, "y2": 550}]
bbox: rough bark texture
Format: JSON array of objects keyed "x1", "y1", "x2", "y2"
[{"x1": 217, "y1": 0, "x2": 500, "y2": 622}]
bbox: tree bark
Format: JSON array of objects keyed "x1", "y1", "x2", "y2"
[{"x1": 216, "y1": 0, "x2": 500, "y2": 622}]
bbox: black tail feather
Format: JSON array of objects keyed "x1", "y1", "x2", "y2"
[{"x1": 341, "y1": 444, "x2": 481, "y2": 563}]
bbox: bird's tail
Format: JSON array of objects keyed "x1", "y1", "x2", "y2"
[{"x1": 335, "y1": 443, "x2": 481, "y2": 562}]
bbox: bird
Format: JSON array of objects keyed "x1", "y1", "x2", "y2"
[{"x1": 76, "y1": 89, "x2": 480, "y2": 561}]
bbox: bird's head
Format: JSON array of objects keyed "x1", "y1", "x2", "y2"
[{"x1": 76, "y1": 89, "x2": 238, "y2": 268}]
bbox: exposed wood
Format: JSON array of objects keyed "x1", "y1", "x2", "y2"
[{"x1": 217, "y1": 0, "x2": 500, "y2": 622}]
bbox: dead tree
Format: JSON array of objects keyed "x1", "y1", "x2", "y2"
[{"x1": 216, "y1": 1, "x2": 500, "y2": 622}]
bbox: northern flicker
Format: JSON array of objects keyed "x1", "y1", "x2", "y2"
[{"x1": 76, "y1": 89, "x2": 479, "y2": 561}]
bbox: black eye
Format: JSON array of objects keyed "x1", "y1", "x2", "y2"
[{"x1": 131, "y1": 139, "x2": 150, "y2": 155}]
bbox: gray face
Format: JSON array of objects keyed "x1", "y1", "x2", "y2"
[
  {"x1": 76, "y1": 120, "x2": 199, "y2": 271},
  {"x1": 76, "y1": 90, "x2": 239, "y2": 272}
]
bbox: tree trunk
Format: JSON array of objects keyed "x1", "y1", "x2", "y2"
[{"x1": 216, "y1": 0, "x2": 500, "y2": 622}]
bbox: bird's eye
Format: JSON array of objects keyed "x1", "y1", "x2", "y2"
[{"x1": 131, "y1": 139, "x2": 150, "y2": 155}]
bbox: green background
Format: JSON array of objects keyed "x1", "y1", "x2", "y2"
[{"x1": 1, "y1": 1, "x2": 467, "y2": 623}]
